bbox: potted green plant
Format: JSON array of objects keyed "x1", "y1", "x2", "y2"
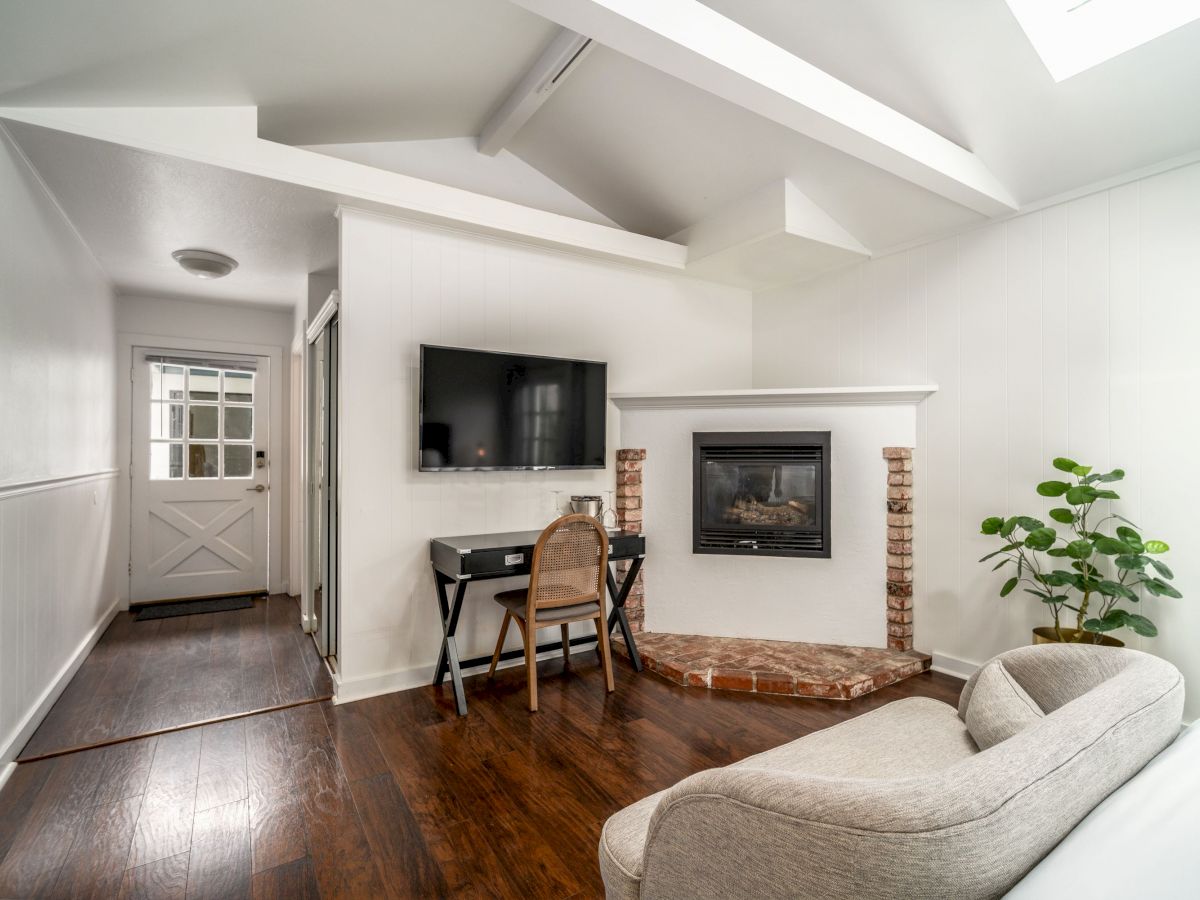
[{"x1": 979, "y1": 457, "x2": 1181, "y2": 645}]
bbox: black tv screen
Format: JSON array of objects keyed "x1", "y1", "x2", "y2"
[{"x1": 419, "y1": 345, "x2": 607, "y2": 471}]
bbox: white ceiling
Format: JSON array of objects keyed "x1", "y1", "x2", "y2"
[
  {"x1": 4, "y1": 120, "x2": 339, "y2": 308},
  {"x1": 3, "y1": 0, "x2": 1200, "y2": 291}
]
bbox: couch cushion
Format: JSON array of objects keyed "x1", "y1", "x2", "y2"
[
  {"x1": 965, "y1": 659, "x2": 1045, "y2": 750},
  {"x1": 598, "y1": 697, "x2": 977, "y2": 899}
]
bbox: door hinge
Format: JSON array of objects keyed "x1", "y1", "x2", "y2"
[
  {"x1": 128, "y1": 561, "x2": 132, "y2": 576},
  {"x1": 129, "y1": 367, "x2": 134, "y2": 383}
]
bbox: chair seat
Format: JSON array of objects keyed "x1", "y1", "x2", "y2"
[{"x1": 494, "y1": 588, "x2": 601, "y2": 624}]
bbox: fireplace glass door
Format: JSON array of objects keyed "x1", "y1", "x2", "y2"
[{"x1": 693, "y1": 432, "x2": 831, "y2": 558}]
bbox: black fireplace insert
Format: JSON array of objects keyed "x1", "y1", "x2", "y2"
[{"x1": 693, "y1": 431, "x2": 831, "y2": 558}]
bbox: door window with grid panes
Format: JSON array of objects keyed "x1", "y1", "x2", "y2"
[{"x1": 148, "y1": 363, "x2": 256, "y2": 480}]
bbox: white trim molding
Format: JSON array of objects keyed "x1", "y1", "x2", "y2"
[
  {"x1": 610, "y1": 385, "x2": 938, "y2": 410},
  {"x1": 0, "y1": 468, "x2": 119, "y2": 501},
  {"x1": 931, "y1": 651, "x2": 982, "y2": 681}
]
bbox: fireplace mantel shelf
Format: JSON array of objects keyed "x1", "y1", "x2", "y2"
[{"x1": 609, "y1": 385, "x2": 938, "y2": 410}]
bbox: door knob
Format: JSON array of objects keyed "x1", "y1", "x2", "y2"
[{"x1": 246, "y1": 484, "x2": 266, "y2": 493}]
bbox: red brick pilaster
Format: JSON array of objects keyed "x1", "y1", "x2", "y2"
[
  {"x1": 884, "y1": 448, "x2": 914, "y2": 651},
  {"x1": 615, "y1": 449, "x2": 646, "y2": 633}
]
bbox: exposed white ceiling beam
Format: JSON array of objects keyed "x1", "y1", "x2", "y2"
[
  {"x1": 0, "y1": 106, "x2": 687, "y2": 271},
  {"x1": 508, "y1": 0, "x2": 1018, "y2": 216},
  {"x1": 477, "y1": 28, "x2": 594, "y2": 156}
]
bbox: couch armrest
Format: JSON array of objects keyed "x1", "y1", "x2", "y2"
[{"x1": 640, "y1": 767, "x2": 986, "y2": 900}]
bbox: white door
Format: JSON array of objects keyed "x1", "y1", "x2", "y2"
[{"x1": 130, "y1": 351, "x2": 270, "y2": 602}]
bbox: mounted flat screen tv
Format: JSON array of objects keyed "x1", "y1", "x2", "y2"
[{"x1": 419, "y1": 345, "x2": 607, "y2": 471}]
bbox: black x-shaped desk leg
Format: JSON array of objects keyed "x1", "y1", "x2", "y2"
[
  {"x1": 432, "y1": 568, "x2": 469, "y2": 716},
  {"x1": 606, "y1": 556, "x2": 644, "y2": 672}
]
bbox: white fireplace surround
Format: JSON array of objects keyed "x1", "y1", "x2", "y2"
[{"x1": 614, "y1": 386, "x2": 936, "y2": 648}]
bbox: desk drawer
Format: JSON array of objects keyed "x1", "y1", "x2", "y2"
[{"x1": 463, "y1": 548, "x2": 532, "y2": 578}]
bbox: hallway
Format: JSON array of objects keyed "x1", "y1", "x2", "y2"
[{"x1": 19, "y1": 596, "x2": 332, "y2": 762}]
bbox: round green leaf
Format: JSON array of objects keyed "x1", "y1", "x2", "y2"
[
  {"x1": 981, "y1": 516, "x2": 1004, "y2": 535},
  {"x1": 1049, "y1": 508, "x2": 1076, "y2": 524},
  {"x1": 1093, "y1": 536, "x2": 1133, "y2": 556},
  {"x1": 1115, "y1": 526, "x2": 1143, "y2": 552},
  {"x1": 999, "y1": 576, "x2": 1019, "y2": 597},
  {"x1": 1098, "y1": 469, "x2": 1126, "y2": 483},
  {"x1": 1064, "y1": 539, "x2": 1094, "y2": 559},
  {"x1": 1126, "y1": 614, "x2": 1158, "y2": 637},
  {"x1": 1024, "y1": 527, "x2": 1058, "y2": 551},
  {"x1": 1115, "y1": 554, "x2": 1148, "y2": 571},
  {"x1": 1052, "y1": 457, "x2": 1080, "y2": 473},
  {"x1": 1071, "y1": 464, "x2": 1093, "y2": 476},
  {"x1": 1037, "y1": 480, "x2": 1070, "y2": 497},
  {"x1": 1065, "y1": 485, "x2": 1098, "y2": 505},
  {"x1": 1144, "y1": 540, "x2": 1170, "y2": 554},
  {"x1": 1150, "y1": 559, "x2": 1174, "y2": 580},
  {"x1": 1092, "y1": 489, "x2": 1121, "y2": 500},
  {"x1": 1000, "y1": 516, "x2": 1019, "y2": 537},
  {"x1": 1015, "y1": 516, "x2": 1044, "y2": 532}
]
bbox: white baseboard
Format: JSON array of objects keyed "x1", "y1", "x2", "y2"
[
  {"x1": 333, "y1": 643, "x2": 598, "y2": 705},
  {"x1": 0, "y1": 598, "x2": 120, "y2": 766},
  {"x1": 931, "y1": 651, "x2": 982, "y2": 680},
  {"x1": 0, "y1": 761, "x2": 16, "y2": 792}
]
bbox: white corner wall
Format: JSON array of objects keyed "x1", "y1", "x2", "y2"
[
  {"x1": 114, "y1": 295, "x2": 296, "y2": 596},
  {"x1": 0, "y1": 125, "x2": 118, "y2": 767},
  {"x1": 753, "y1": 162, "x2": 1200, "y2": 721},
  {"x1": 336, "y1": 208, "x2": 752, "y2": 700},
  {"x1": 620, "y1": 403, "x2": 915, "y2": 646}
]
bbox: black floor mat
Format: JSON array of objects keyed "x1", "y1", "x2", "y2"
[{"x1": 133, "y1": 594, "x2": 262, "y2": 621}]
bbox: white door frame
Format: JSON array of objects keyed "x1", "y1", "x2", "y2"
[{"x1": 116, "y1": 332, "x2": 285, "y2": 606}]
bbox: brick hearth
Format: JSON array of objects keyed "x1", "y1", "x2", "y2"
[{"x1": 614, "y1": 632, "x2": 932, "y2": 700}]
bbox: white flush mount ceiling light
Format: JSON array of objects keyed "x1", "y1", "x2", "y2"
[
  {"x1": 171, "y1": 248, "x2": 238, "y2": 279},
  {"x1": 1006, "y1": 0, "x2": 1200, "y2": 81}
]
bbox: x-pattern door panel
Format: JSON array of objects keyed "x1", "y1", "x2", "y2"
[{"x1": 131, "y1": 351, "x2": 270, "y2": 602}]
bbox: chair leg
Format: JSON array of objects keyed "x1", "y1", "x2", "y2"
[
  {"x1": 560, "y1": 624, "x2": 571, "y2": 665},
  {"x1": 595, "y1": 614, "x2": 615, "y2": 694},
  {"x1": 522, "y1": 617, "x2": 538, "y2": 712},
  {"x1": 488, "y1": 611, "x2": 511, "y2": 679}
]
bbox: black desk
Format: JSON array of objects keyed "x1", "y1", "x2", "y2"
[{"x1": 429, "y1": 528, "x2": 646, "y2": 715}]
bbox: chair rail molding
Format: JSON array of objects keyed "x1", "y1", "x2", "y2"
[{"x1": 0, "y1": 468, "x2": 119, "y2": 501}]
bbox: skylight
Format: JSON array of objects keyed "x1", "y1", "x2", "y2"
[{"x1": 1006, "y1": 0, "x2": 1200, "y2": 81}]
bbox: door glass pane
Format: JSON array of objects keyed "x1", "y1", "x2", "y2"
[
  {"x1": 189, "y1": 368, "x2": 220, "y2": 401},
  {"x1": 188, "y1": 444, "x2": 220, "y2": 478},
  {"x1": 150, "y1": 364, "x2": 186, "y2": 401},
  {"x1": 189, "y1": 404, "x2": 218, "y2": 439},
  {"x1": 224, "y1": 444, "x2": 253, "y2": 478},
  {"x1": 150, "y1": 442, "x2": 183, "y2": 480},
  {"x1": 224, "y1": 371, "x2": 254, "y2": 403},
  {"x1": 224, "y1": 406, "x2": 253, "y2": 441},
  {"x1": 150, "y1": 403, "x2": 184, "y2": 440}
]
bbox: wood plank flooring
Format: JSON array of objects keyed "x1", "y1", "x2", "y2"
[
  {"x1": 0, "y1": 645, "x2": 963, "y2": 899},
  {"x1": 19, "y1": 596, "x2": 333, "y2": 762}
]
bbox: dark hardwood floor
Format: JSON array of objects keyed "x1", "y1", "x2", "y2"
[
  {"x1": 0, "y1": 645, "x2": 962, "y2": 899},
  {"x1": 19, "y1": 595, "x2": 333, "y2": 762}
]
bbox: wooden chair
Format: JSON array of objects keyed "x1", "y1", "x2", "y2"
[{"x1": 487, "y1": 513, "x2": 615, "y2": 711}]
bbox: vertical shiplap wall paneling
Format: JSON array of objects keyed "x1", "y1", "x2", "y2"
[
  {"x1": 1108, "y1": 182, "x2": 1143, "y2": 651},
  {"x1": 752, "y1": 160, "x2": 1200, "y2": 719},
  {"x1": 1139, "y1": 164, "x2": 1200, "y2": 693},
  {"x1": 1005, "y1": 213, "x2": 1046, "y2": 642},
  {"x1": 1, "y1": 126, "x2": 118, "y2": 764},
  {"x1": 336, "y1": 210, "x2": 753, "y2": 695}
]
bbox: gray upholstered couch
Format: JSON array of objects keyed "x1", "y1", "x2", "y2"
[{"x1": 599, "y1": 644, "x2": 1184, "y2": 900}]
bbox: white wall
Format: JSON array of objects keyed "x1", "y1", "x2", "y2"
[
  {"x1": 337, "y1": 207, "x2": 752, "y2": 700},
  {"x1": 621, "y1": 403, "x2": 915, "y2": 646},
  {"x1": 114, "y1": 295, "x2": 295, "y2": 595},
  {"x1": 753, "y1": 162, "x2": 1200, "y2": 720},
  {"x1": 0, "y1": 125, "x2": 118, "y2": 766}
]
